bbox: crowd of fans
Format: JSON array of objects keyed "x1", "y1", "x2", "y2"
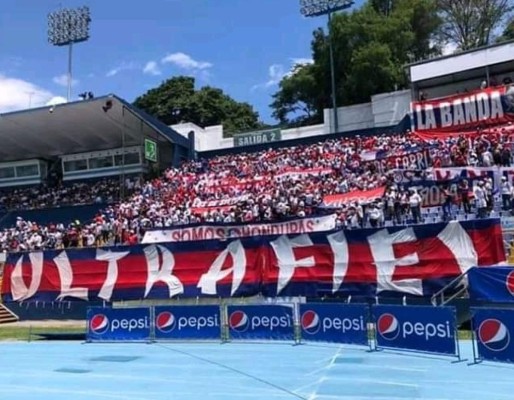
[
  {"x1": 0, "y1": 179, "x2": 121, "y2": 211},
  {"x1": 1, "y1": 126, "x2": 514, "y2": 252}
]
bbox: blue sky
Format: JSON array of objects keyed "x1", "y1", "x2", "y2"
[{"x1": 0, "y1": 0, "x2": 362, "y2": 123}]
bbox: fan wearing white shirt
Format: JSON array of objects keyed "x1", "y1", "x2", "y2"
[
  {"x1": 473, "y1": 181, "x2": 487, "y2": 218},
  {"x1": 409, "y1": 190, "x2": 422, "y2": 223}
]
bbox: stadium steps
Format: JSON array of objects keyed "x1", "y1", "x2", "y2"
[
  {"x1": 0, "y1": 303, "x2": 18, "y2": 324},
  {"x1": 0, "y1": 275, "x2": 18, "y2": 324}
]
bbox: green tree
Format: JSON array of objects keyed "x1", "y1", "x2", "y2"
[
  {"x1": 271, "y1": 0, "x2": 441, "y2": 127},
  {"x1": 133, "y1": 76, "x2": 261, "y2": 136},
  {"x1": 271, "y1": 63, "x2": 324, "y2": 126},
  {"x1": 437, "y1": 0, "x2": 514, "y2": 50},
  {"x1": 370, "y1": 0, "x2": 398, "y2": 15},
  {"x1": 497, "y1": 17, "x2": 514, "y2": 42}
]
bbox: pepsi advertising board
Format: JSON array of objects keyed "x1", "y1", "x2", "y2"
[
  {"x1": 300, "y1": 303, "x2": 368, "y2": 346},
  {"x1": 154, "y1": 305, "x2": 221, "y2": 340},
  {"x1": 227, "y1": 304, "x2": 294, "y2": 341},
  {"x1": 472, "y1": 308, "x2": 514, "y2": 364},
  {"x1": 87, "y1": 307, "x2": 151, "y2": 342},
  {"x1": 373, "y1": 305, "x2": 457, "y2": 355}
]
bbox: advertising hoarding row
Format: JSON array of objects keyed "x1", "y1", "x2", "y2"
[
  {"x1": 86, "y1": 304, "x2": 514, "y2": 366},
  {"x1": 86, "y1": 303, "x2": 461, "y2": 359}
]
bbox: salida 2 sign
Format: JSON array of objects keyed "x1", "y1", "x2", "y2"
[{"x1": 1, "y1": 219, "x2": 504, "y2": 302}]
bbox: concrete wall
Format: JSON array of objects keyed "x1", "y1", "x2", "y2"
[
  {"x1": 323, "y1": 90, "x2": 410, "y2": 134},
  {"x1": 172, "y1": 89, "x2": 411, "y2": 153},
  {"x1": 172, "y1": 122, "x2": 327, "y2": 152},
  {"x1": 371, "y1": 90, "x2": 411, "y2": 128}
]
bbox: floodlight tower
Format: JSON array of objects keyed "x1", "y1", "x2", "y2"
[
  {"x1": 48, "y1": 6, "x2": 91, "y2": 102},
  {"x1": 300, "y1": 0, "x2": 354, "y2": 134}
]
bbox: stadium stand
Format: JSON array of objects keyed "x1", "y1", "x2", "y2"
[{"x1": 0, "y1": 124, "x2": 513, "y2": 252}]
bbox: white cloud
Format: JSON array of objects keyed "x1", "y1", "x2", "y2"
[
  {"x1": 0, "y1": 74, "x2": 58, "y2": 112},
  {"x1": 442, "y1": 42, "x2": 458, "y2": 56},
  {"x1": 291, "y1": 58, "x2": 314, "y2": 67},
  {"x1": 265, "y1": 64, "x2": 287, "y2": 88},
  {"x1": 252, "y1": 58, "x2": 314, "y2": 91},
  {"x1": 46, "y1": 96, "x2": 68, "y2": 106},
  {"x1": 143, "y1": 61, "x2": 162, "y2": 76},
  {"x1": 53, "y1": 74, "x2": 79, "y2": 87},
  {"x1": 106, "y1": 61, "x2": 138, "y2": 77},
  {"x1": 161, "y1": 52, "x2": 213, "y2": 70}
]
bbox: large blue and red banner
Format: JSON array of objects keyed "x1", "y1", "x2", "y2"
[
  {"x1": 1, "y1": 219, "x2": 505, "y2": 303},
  {"x1": 411, "y1": 85, "x2": 514, "y2": 136},
  {"x1": 468, "y1": 267, "x2": 514, "y2": 303}
]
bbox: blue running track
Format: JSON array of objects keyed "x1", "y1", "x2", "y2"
[{"x1": 0, "y1": 341, "x2": 512, "y2": 399}]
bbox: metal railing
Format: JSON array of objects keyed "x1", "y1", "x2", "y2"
[{"x1": 431, "y1": 271, "x2": 470, "y2": 306}]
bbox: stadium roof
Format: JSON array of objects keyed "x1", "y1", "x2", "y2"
[
  {"x1": 406, "y1": 39, "x2": 514, "y2": 87},
  {"x1": 0, "y1": 94, "x2": 190, "y2": 162}
]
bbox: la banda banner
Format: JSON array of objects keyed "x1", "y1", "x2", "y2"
[
  {"x1": 86, "y1": 303, "x2": 463, "y2": 360},
  {"x1": 471, "y1": 308, "x2": 514, "y2": 364},
  {"x1": 1, "y1": 218, "x2": 505, "y2": 303},
  {"x1": 411, "y1": 85, "x2": 514, "y2": 135}
]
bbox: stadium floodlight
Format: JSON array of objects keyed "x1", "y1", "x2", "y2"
[
  {"x1": 299, "y1": 0, "x2": 354, "y2": 134},
  {"x1": 48, "y1": 6, "x2": 91, "y2": 102}
]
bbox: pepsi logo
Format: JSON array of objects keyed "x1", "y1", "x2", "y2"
[
  {"x1": 301, "y1": 310, "x2": 320, "y2": 335},
  {"x1": 377, "y1": 313, "x2": 400, "y2": 341},
  {"x1": 478, "y1": 319, "x2": 510, "y2": 352},
  {"x1": 229, "y1": 310, "x2": 249, "y2": 332},
  {"x1": 156, "y1": 311, "x2": 176, "y2": 333},
  {"x1": 90, "y1": 314, "x2": 109, "y2": 334},
  {"x1": 506, "y1": 270, "x2": 514, "y2": 296}
]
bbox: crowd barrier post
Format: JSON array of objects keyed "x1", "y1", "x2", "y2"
[
  {"x1": 220, "y1": 300, "x2": 229, "y2": 343},
  {"x1": 469, "y1": 311, "x2": 482, "y2": 366},
  {"x1": 149, "y1": 305, "x2": 156, "y2": 343}
]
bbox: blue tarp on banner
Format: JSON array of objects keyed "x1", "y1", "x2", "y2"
[
  {"x1": 227, "y1": 304, "x2": 294, "y2": 341},
  {"x1": 154, "y1": 305, "x2": 221, "y2": 340},
  {"x1": 472, "y1": 308, "x2": 514, "y2": 364},
  {"x1": 86, "y1": 307, "x2": 151, "y2": 342},
  {"x1": 468, "y1": 267, "x2": 514, "y2": 303},
  {"x1": 299, "y1": 303, "x2": 369, "y2": 345},
  {"x1": 373, "y1": 305, "x2": 457, "y2": 355}
]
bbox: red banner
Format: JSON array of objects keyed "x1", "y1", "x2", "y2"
[
  {"x1": 321, "y1": 187, "x2": 386, "y2": 207},
  {"x1": 1, "y1": 219, "x2": 504, "y2": 302},
  {"x1": 411, "y1": 85, "x2": 514, "y2": 135}
]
